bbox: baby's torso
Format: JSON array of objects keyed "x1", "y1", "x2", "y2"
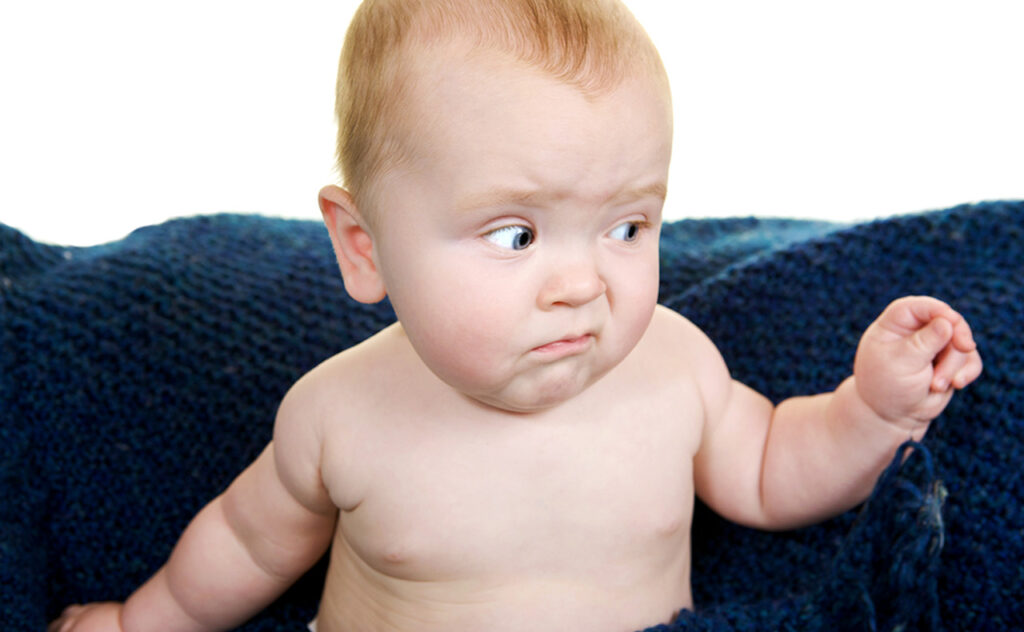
[{"x1": 310, "y1": 314, "x2": 707, "y2": 632}]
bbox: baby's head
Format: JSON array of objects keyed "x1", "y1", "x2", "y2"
[
  {"x1": 320, "y1": 0, "x2": 673, "y2": 412},
  {"x1": 333, "y1": 0, "x2": 670, "y2": 219}
]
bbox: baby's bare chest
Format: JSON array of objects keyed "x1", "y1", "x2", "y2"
[{"x1": 332, "y1": 406, "x2": 700, "y2": 583}]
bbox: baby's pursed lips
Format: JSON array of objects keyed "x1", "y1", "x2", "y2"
[{"x1": 531, "y1": 333, "x2": 594, "y2": 354}]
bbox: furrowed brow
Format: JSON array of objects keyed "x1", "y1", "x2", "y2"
[
  {"x1": 454, "y1": 182, "x2": 667, "y2": 213},
  {"x1": 612, "y1": 182, "x2": 668, "y2": 205},
  {"x1": 454, "y1": 188, "x2": 553, "y2": 213}
]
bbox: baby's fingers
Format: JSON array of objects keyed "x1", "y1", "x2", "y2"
[
  {"x1": 910, "y1": 316, "x2": 954, "y2": 361},
  {"x1": 48, "y1": 606, "x2": 81, "y2": 632},
  {"x1": 952, "y1": 349, "x2": 983, "y2": 389},
  {"x1": 931, "y1": 342, "x2": 983, "y2": 392},
  {"x1": 931, "y1": 343, "x2": 963, "y2": 392},
  {"x1": 48, "y1": 603, "x2": 122, "y2": 632},
  {"x1": 951, "y1": 316, "x2": 978, "y2": 353}
]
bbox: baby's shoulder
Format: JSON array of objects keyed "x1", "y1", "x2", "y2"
[
  {"x1": 273, "y1": 323, "x2": 418, "y2": 509},
  {"x1": 279, "y1": 323, "x2": 413, "y2": 426},
  {"x1": 629, "y1": 305, "x2": 733, "y2": 398},
  {"x1": 637, "y1": 305, "x2": 734, "y2": 417},
  {"x1": 640, "y1": 305, "x2": 726, "y2": 367}
]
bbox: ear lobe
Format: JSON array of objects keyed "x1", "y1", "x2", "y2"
[{"x1": 318, "y1": 185, "x2": 387, "y2": 304}]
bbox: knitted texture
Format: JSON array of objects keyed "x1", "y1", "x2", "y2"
[{"x1": 2, "y1": 201, "x2": 1021, "y2": 630}]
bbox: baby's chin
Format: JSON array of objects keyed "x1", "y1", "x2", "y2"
[
  {"x1": 457, "y1": 368, "x2": 605, "y2": 415},
  {"x1": 465, "y1": 392, "x2": 574, "y2": 415}
]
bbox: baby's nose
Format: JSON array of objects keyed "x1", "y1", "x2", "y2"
[{"x1": 537, "y1": 262, "x2": 607, "y2": 309}]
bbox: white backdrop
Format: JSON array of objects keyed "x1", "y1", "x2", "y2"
[{"x1": 2, "y1": 1, "x2": 1022, "y2": 246}]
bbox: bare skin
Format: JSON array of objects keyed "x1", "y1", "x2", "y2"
[
  {"x1": 49, "y1": 300, "x2": 981, "y2": 632},
  {"x1": 311, "y1": 309, "x2": 703, "y2": 631},
  {"x1": 51, "y1": 38, "x2": 982, "y2": 632}
]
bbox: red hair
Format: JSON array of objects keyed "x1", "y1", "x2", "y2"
[{"x1": 334, "y1": 0, "x2": 667, "y2": 213}]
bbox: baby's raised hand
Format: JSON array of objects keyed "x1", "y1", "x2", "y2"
[{"x1": 853, "y1": 296, "x2": 982, "y2": 429}]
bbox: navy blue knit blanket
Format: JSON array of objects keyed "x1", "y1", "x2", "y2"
[{"x1": 2, "y1": 201, "x2": 1022, "y2": 631}]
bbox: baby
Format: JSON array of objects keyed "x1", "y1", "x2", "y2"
[{"x1": 51, "y1": 1, "x2": 983, "y2": 631}]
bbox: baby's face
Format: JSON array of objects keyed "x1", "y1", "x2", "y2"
[{"x1": 369, "y1": 46, "x2": 672, "y2": 412}]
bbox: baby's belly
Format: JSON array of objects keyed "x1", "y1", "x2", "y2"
[{"x1": 314, "y1": 528, "x2": 692, "y2": 632}]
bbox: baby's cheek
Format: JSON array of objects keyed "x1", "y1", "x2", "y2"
[{"x1": 412, "y1": 320, "x2": 512, "y2": 389}]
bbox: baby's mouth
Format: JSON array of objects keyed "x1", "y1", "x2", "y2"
[{"x1": 531, "y1": 334, "x2": 594, "y2": 356}]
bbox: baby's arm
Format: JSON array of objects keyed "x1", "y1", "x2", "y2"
[
  {"x1": 50, "y1": 387, "x2": 338, "y2": 632},
  {"x1": 694, "y1": 296, "x2": 982, "y2": 530}
]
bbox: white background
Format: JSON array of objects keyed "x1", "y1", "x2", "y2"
[{"x1": 2, "y1": 1, "x2": 1022, "y2": 246}]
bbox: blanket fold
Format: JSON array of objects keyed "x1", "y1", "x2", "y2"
[{"x1": 2, "y1": 200, "x2": 1022, "y2": 630}]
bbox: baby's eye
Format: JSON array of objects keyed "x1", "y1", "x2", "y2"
[
  {"x1": 483, "y1": 225, "x2": 535, "y2": 250},
  {"x1": 609, "y1": 221, "x2": 644, "y2": 242}
]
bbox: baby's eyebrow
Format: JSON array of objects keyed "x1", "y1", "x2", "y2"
[
  {"x1": 612, "y1": 182, "x2": 668, "y2": 205},
  {"x1": 455, "y1": 188, "x2": 553, "y2": 213},
  {"x1": 455, "y1": 182, "x2": 667, "y2": 213}
]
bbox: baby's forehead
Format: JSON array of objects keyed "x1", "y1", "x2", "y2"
[
  {"x1": 391, "y1": 0, "x2": 665, "y2": 93},
  {"x1": 373, "y1": 61, "x2": 671, "y2": 215},
  {"x1": 390, "y1": 38, "x2": 670, "y2": 134},
  {"x1": 342, "y1": 0, "x2": 670, "y2": 214}
]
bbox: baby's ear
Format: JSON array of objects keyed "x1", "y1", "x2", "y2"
[{"x1": 318, "y1": 185, "x2": 387, "y2": 304}]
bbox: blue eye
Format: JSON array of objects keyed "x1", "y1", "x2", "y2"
[
  {"x1": 484, "y1": 225, "x2": 534, "y2": 250},
  {"x1": 609, "y1": 221, "x2": 643, "y2": 242}
]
